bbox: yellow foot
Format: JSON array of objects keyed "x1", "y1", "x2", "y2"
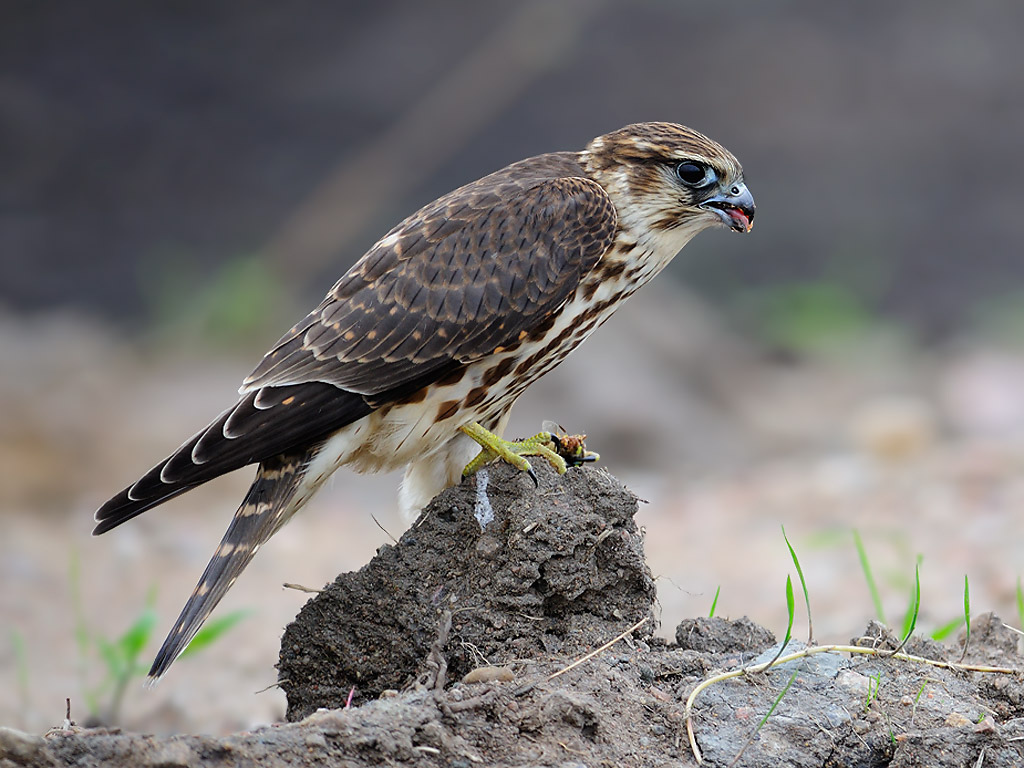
[{"x1": 460, "y1": 422, "x2": 600, "y2": 486}]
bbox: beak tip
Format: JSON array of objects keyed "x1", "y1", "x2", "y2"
[{"x1": 702, "y1": 183, "x2": 755, "y2": 234}]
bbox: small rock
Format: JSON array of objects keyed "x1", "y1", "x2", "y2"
[
  {"x1": 945, "y1": 712, "x2": 973, "y2": 728},
  {"x1": 975, "y1": 717, "x2": 996, "y2": 734},
  {"x1": 462, "y1": 666, "x2": 515, "y2": 684}
]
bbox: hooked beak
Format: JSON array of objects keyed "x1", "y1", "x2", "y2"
[{"x1": 700, "y1": 182, "x2": 755, "y2": 233}]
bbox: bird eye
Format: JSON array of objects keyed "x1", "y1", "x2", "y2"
[{"x1": 675, "y1": 161, "x2": 715, "y2": 187}]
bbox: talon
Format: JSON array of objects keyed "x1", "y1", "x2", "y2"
[{"x1": 459, "y1": 421, "x2": 571, "y2": 482}]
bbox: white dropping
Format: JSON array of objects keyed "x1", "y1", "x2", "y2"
[{"x1": 474, "y1": 468, "x2": 494, "y2": 528}]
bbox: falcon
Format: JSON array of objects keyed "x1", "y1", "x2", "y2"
[{"x1": 94, "y1": 122, "x2": 755, "y2": 681}]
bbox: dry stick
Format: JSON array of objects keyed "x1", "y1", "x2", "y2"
[
  {"x1": 545, "y1": 616, "x2": 649, "y2": 684},
  {"x1": 282, "y1": 583, "x2": 321, "y2": 594},
  {"x1": 513, "y1": 616, "x2": 649, "y2": 696},
  {"x1": 685, "y1": 643, "x2": 1020, "y2": 765},
  {"x1": 371, "y1": 513, "x2": 398, "y2": 544}
]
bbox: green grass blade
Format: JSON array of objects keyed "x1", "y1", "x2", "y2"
[
  {"x1": 930, "y1": 616, "x2": 965, "y2": 641},
  {"x1": 786, "y1": 577, "x2": 794, "y2": 651},
  {"x1": 708, "y1": 586, "x2": 721, "y2": 619},
  {"x1": 863, "y1": 672, "x2": 881, "y2": 712},
  {"x1": 759, "y1": 667, "x2": 799, "y2": 729},
  {"x1": 729, "y1": 666, "x2": 801, "y2": 767},
  {"x1": 899, "y1": 557, "x2": 923, "y2": 642},
  {"x1": 729, "y1": 667, "x2": 798, "y2": 768},
  {"x1": 958, "y1": 574, "x2": 971, "y2": 662},
  {"x1": 853, "y1": 530, "x2": 885, "y2": 624},
  {"x1": 782, "y1": 526, "x2": 814, "y2": 644},
  {"x1": 893, "y1": 561, "x2": 921, "y2": 656},
  {"x1": 117, "y1": 607, "x2": 158, "y2": 663},
  {"x1": 764, "y1": 576, "x2": 796, "y2": 670},
  {"x1": 179, "y1": 609, "x2": 252, "y2": 660},
  {"x1": 96, "y1": 636, "x2": 123, "y2": 680},
  {"x1": 914, "y1": 681, "x2": 927, "y2": 705}
]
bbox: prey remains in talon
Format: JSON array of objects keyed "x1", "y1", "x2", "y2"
[
  {"x1": 541, "y1": 420, "x2": 600, "y2": 468},
  {"x1": 460, "y1": 421, "x2": 600, "y2": 487}
]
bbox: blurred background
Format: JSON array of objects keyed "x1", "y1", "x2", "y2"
[{"x1": 4, "y1": 0, "x2": 1024, "y2": 734}]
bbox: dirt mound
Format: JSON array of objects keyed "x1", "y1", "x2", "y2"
[
  {"x1": 4, "y1": 463, "x2": 1024, "y2": 767},
  {"x1": 279, "y1": 461, "x2": 657, "y2": 718}
]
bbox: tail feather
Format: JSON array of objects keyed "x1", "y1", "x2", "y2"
[
  {"x1": 146, "y1": 449, "x2": 315, "y2": 682},
  {"x1": 93, "y1": 383, "x2": 374, "y2": 536},
  {"x1": 93, "y1": 483, "x2": 201, "y2": 535}
]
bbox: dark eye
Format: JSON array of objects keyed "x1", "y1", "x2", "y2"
[{"x1": 675, "y1": 161, "x2": 716, "y2": 187}]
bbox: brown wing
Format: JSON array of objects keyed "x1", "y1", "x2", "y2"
[
  {"x1": 242, "y1": 169, "x2": 617, "y2": 396},
  {"x1": 95, "y1": 157, "x2": 617, "y2": 534}
]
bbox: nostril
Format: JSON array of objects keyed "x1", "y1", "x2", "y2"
[{"x1": 730, "y1": 185, "x2": 740, "y2": 195}]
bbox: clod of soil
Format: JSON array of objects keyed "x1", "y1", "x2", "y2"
[
  {"x1": 5, "y1": 463, "x2": 1024, "y2": 767},
  {"x1": 278, "y1": 461, "x2": 657, "y2": 718},
  {"x1": 676, "y1": 616, "x2": 775, "y2": 654}
]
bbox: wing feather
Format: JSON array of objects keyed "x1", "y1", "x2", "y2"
[{"x1": 243, "y1": 158, "x2": 617, "y2": 395}]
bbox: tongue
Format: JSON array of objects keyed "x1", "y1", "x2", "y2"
[{"x1": 726, "y1": 207, "x2": 753, "y2": 233}]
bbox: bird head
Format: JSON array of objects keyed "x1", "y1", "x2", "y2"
[{"x1": 582, "y1": 122, "x2": 754, "y2": 249}]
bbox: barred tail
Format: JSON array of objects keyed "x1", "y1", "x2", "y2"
[{"x1": 147, "y1": 449, "x2": 316, "y2": 682}]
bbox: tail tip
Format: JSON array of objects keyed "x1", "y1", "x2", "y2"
[{"x1": 143, "y1": 673, "x2": 163, "y2": 690}]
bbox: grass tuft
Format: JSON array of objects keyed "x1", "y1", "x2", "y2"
[
  {"x1": 853, "y1": 530, "x2": 885, "y2": 625},
  {"x1": 179, "y1": 610, "x2": 252, "y2": 659},
  {"x1": 892, "y1": 561, "x2": 921, "y2": 656},
  {"x1": 958, "y1": 574, "x2": 971, "y2": 663},
  {"x1": 783, "y1": 526, "x2": 814, "y2": 644},
  {"x1": 708, "y1": 586, "x2": 721, "y2": 619}
]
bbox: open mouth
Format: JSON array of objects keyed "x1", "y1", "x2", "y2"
[{"x1": 702, "y1": 200, "x2": 754, "y2": 233}]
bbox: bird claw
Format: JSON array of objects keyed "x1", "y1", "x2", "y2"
[{"x1": 460, "y1": 422, "x2": 572, "y2": 485}]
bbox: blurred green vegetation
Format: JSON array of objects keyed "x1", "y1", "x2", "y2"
[
  {"x1": 68, "y1": 549, "x2": 250, "y2": 726},
  {"x1": 138, "y1": 253, "x2": 295, "y2": 351},
  {"x1": 733, "y1": 280, "x2": 907, "y2": 357}
]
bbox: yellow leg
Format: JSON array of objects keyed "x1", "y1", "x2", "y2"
[{"x1": 459, "y1": 422, "x2": 599, "y2": 485}]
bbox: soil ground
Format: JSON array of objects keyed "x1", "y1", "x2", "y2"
[{"x1": 4, "y1": 462, "x2": 1024, "y2": 767}]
